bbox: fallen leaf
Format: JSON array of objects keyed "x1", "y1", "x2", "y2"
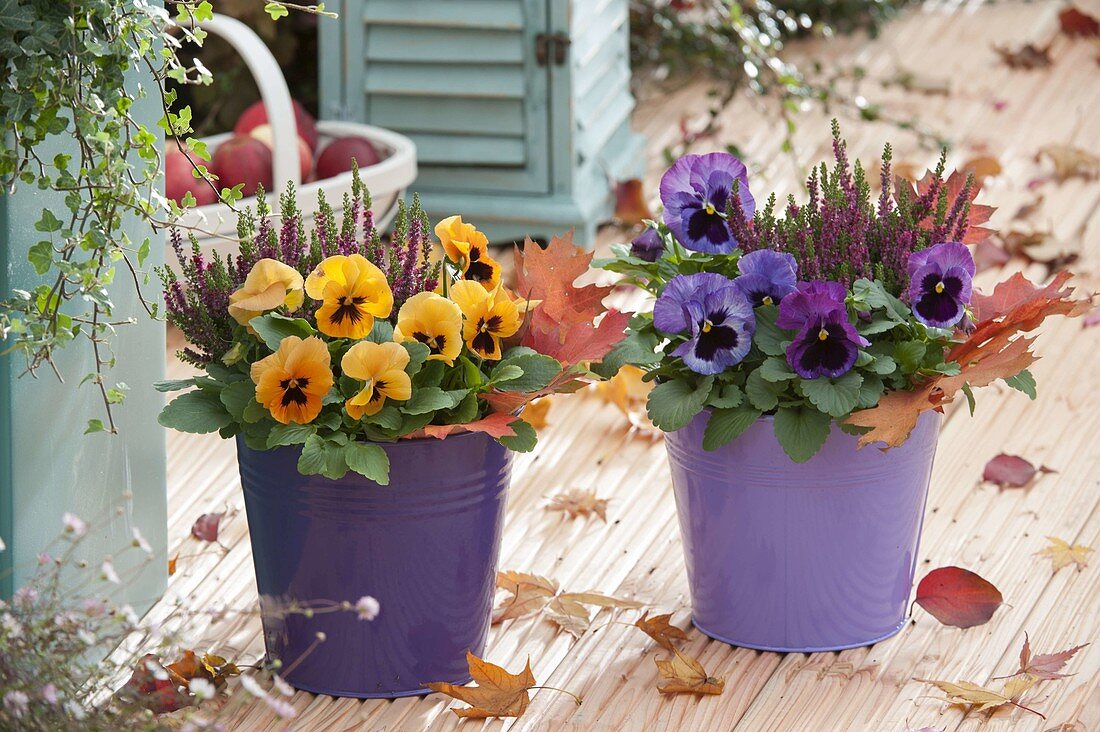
[
  {"x1": 1009, "y1": 633, "x2": 1089, "y2": 680},
  {"x1": 635, "y1": 612, "x2": 689, "y2": 651},
  {"x1": 168, "y1": 554, "x2": 178, "y2": 576},
  {"x1": 524, "y1": 397, "x2": 552, "y2": 429},
  {"x1": 973, "y1": 239, "x2": 1011, "y2": 273},
  {"x1": 654, "y1": 647, "x2": 725, "y2": 695},
  {"x1": 414, "y1": 412, "x2": 523, "y2": 441},
  {"x1": 120, "y1": 654, "x2": 193, "y2": 713},
  {"x1": 191, "y1": 513, "x2": 223, "y2": 542},
  {"x1": 1036, "y1": 536, "x2": 1094, "y2": 572},
  {"x1": 1002, "y1": 673, "x2": 1039, "y2": 701},
  {"x1": 994, "y1": 229, "x2": 1079, "y2": 277},
  {"x1": 994, "y1": 43, "x2": 1053, "y2": 70},
  {"x1": 917, "y1": 678, "x2": 1044, "y2": 718},
  {"x1": 547, "y1": 488, "x2": 608, "y2": 522},
  {"x1": 596, "y1": 365, "x2": 659, "y2": 435},
  {"x1": 493, "y1": 571, "x2": 558, "y2": 623},
  {"x1": 166, "y1": 649, "x2": 241, "y2": 690},
  {"x1": 1083, "y1": 307, "x2": 1100, "y2": 328},
  {"x1": 613, "y1": 179, "x2": 653, "y2": 226},
  {"x1": 544, "y1": 591, "x2": 644, "y2": 637},
  {"x1": 426, "y1": 652, "x2": 537, "y2": 719},
  {"x1": 982, "y1": 454, "x2": 1057, "y2": 488},
  {"x1": 1012, "y1": 194, "x2": 1044, "y2": 221},
  {"x1": 1059, "y1": 6, "x2": 1100, "y2": 36},
  {"x1": 915, "y1": 566, "x2": 1003, "y2": 628},
  {"x1": 961, "y1": 156, "x2": 1003, "y2": 180},
  {"x1": 1036, "y1": 144, "x2": 1100, "y2": 183}
]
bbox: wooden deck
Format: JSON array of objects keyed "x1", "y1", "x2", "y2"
[{"x1": 156, "y1": 2, "x2": 1100, "y2": 729}]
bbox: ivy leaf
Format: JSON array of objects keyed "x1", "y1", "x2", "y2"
[
  {"x1": 703, "y1": 406, "x2": 760, "y2": 451},
  {"x1": 344, "y1": 443, "x2": 390, "y2": 485},
  {"x1": 772, "y1": 406, "x2": 831, "y2": 463},
  {"x1": 159, "y1": 390, "x2": 233, "y2": 434},
  {"x1": 34, "y1": 208, "x2": 63, "y2": 233},
  {"x1": 801, "y1": 372, "x2": 863, "y2": 418},
  {"x1": 646, "y1": 377, "x2": 713, "y2": 432},
  {"x1": 915, "y1": 566, "x2": 1003, "y2": 628}
]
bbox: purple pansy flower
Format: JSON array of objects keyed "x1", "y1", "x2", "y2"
[
  {"x1": 734, "y1": 249, "x2": 798, "y2": 306},
  {"x1": 906, "y1": 241, "x2": 975, "y2": 328},
  {"x1": 630, "y1": 228, "x2": 663, "y2": 262},
  {"x1": 777, "y1": 280, "x2": 867, "y2": 379},
  {"x1": 659, "y1": 152, "x2": 755, "y2": 254},
  {"x1": 653, "y1": 272, "x2": 756, "y2": 375}
]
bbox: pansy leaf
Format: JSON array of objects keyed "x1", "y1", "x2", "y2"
[
  {"x1": 402, "y1": 387, "x2": 464, "y2": 415},
  {"x1": 446, "y1": 391, "x2": 480, "y2": 424},
  {"x1": 267, "y1": 423, "x2": 315, "y2": 448},
  {"x1": 158, "y1": 390, "x2": 233, "y2": 434},
  {"x1": 856, "y1": 373, "x2": 885, "y2": 408},
  {"x1": 250, "y1": 313, "x2": 316, "y2": 352},
  {"x1": 745, "y1": 369, "x2": 784, "y2": 412},
  {"x1": 868, "y1": 355, "x2": 898, "y2": 376},
  {"x1": 367, "y1": 319, "x2": 395, "y2": 343},
  {"x1": 219, "y1": 379, "x2": 256, "y2": 421},
  {"x1": 242, "y1": 398, "x2": 267, "y2": 424},
  {"x1": 646, "y1": 377, "x2": 714, "y2": 432},
  {"x1": 1004, "y1": 369, "x2": 1037, "y2": 399},
  {"x1": 857, "y1": 313, "x2": 903, "y2": 336},
  {"x1": 400, "y1": 341, "x2": 431, "y2": 377},
  {"x1": 852, "y1": 278, "x2": 911, "y2": 321},
  {"x1": 801, "y1": 372, "x2": 863, "y2": 418},
  {"x1": 344, "y1": 443, "x2": 390, "y2": 485},
  {"x1": 894, "y1": 341, "x2": 927, "y2": 373},
  {"x1": 773, "y1": 406, "x2": 831, "y2": 463},
  {"x1": 498, "y1": 418, "x2": 538, "y2": 452},
  {"x1": 489, "y1": 364, "x2": 525, "y2": 384},
  {"x1": 313, "y1": 410, "x2": 342, "y2": 432},
  {"x1": 703, "y1": 406, "x2": 761, "y2": 451},
  {"x1": 593, "y1": 324, "x2": 663, "y2": 377},
  {"x1": 759, "y1": 356, "x2": 796, "y2": 382},
  {"x1": 414, "y1": 359, "x2": 447, "y2": 388},
  {"x1": 298, "y1": 435, "x2": 348, "y2": 480},
  {"x1": 362, "y1": 404, "x2": 404, "y2": 431},
  {"x1": 493, "y1": 353, "x2": 562, "y2": 392},
  {"x1": 707, "y1": 384, "x2": 743, "y2": 409},
  {"x1": 153, "y1": 378, "x2": 198, "y2": 392},
  {"x1": 751, "y1": 305, "x2": 787, "y2": 356}
]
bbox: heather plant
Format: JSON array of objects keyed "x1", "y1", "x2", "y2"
[{"x1": 599, "y1": 122, "x2": 1087, "y2": 461}]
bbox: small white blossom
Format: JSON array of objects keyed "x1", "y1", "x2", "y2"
[
  {"x1": 131, "y1": 527, "x2": 152, "y2": 555},
  {"x1": 12, "y1": 587, "x2": 37, "y2": 608},
  {"x1": 64, "y1": 700, "x2": 86, "y2": 720},
  {"x1": 40, "y1": 683, "x2": 58, "y2": 705},
  {"x1": 238, "y1": 674, "x2": 266, "y2": 698},
  {"x1": 355, "y1": 595, "x2": 380, "y2": 621},
  {"x1": 189, "y1": 677, "x2": 216, "y2": 702},
  {"x1": 264, "y1": 696, "x2": 297, "y2": 720},
  {"x1": 118, "y1": 604, "x2": 139, "y2": 627},
  {"x1": 62, "y1": 512, "x2": 87, "y2": 538},
  {"x1": 3, "y1": 691, "x2": 29, "y2": 719},
  {"x1": 100, "y1": 560, "x2": 120, "y2": 585},
  {"x1": 272, "y1": 675, "x2": 294, "y2": 697},
  {"x1": 78, "y1": 629, "x2": 97, "y2": 646},
  {"x1": 79, "y1": 597, "x2": 107, "y2": 617},
  {"x1": 2, "y1": 613, "x2": 23, "y2": 639}
]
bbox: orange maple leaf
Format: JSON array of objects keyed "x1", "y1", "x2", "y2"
[
  {"x1": 634, "y1": 612, "x2": 690, "y2": 651},
  {"x1": 493, "y1": 571, "x2": 558, "y2": 623},
  {"x1": 654, "y1": 648, "x2": 725, "y2": 696},
  {"x1": 902, "y1": 168, "x2": 997, "y2": 245},
  {"x1": 427, "y1": 651, "x2": 581, "y2": 719},
  {"x1": 412, "y1": 412, "x2": 521, "y2": 441},
  {"x1": 1036, "y1": 536, "x2": 1094, "y2": 572}
]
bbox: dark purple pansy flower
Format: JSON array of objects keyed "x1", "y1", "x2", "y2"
[
  {"x1": 734, "y1": 249, "x2": 798, "y2": 306},
  {"x1": 907, "y1": 241, "x2": 975, "y2": 328},
  {"x1": 775, "y1": 280, "x2": 848, "y2": 330},
  {"x1": 659, "y1": 152, "x2": 755, "y2": 254},
  {"x1": 630, "y1": 228, "x2": 663, "y2": 262},
  {"x1": 653, "y1": 272, "x2": 755, "y2": 375},
  {"x1": 786, "y1": 309, "x2": 870, "y2": 380}
]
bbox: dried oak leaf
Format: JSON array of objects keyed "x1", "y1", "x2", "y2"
[
  {"x1": 1036, "y1": 144, "x2": 1100, "y2": 183},
  {"x1": 547, "y1": 488, "x2": 608, "y2": 522},
  {"x1": 1059, "y1": 6, "x2": 1100, "y2": 36},
  {"x1": 917, "y1": 677, "x2": 1044, "y2": 718},
  {"x1": 191, "y1": 512, "x2": 223, "y2": 542},
  {"x1": 982, "y1": 453, "x2": 1057, "y2": 488},
  {"x1": 655, "y1": 648, "x2": 725, "y2": 696},
  {"x1": 1010, "y1": 632, "x2": 1089, "y2": 680},
  {"x1": 915, "y1": 566, "x2": 1003, "y2": 628},
  {"x1": 994, "y1": 43, "x2": 1053, "y2": 70},
  {"x1": 613, "y1": 178, "x2": 653, "y2": 226},
  {"x1": 635, "y1": 612, "x2": 689, "y2": 651},
  {"x1": 1036, "y1": 536, "x2": 1094, "y2": 572},
  {"x1": 844, "y1": 271, "x2": 1090, "y2": 448},
  {"x1": 973, "y1": 239, "x2": 1011, "y2": 274},
  {"x1": 543, "y1": 591, "x2": 643, "y2": 637},
  {"x1": 426, "y1": 652, "x2": 538, "y2": 719},
  {"x1": 493, "y1": 571, "x2": 558, "y2": 623}
]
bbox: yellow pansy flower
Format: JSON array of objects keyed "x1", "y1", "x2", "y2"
[
  {"x1": 449, "y1": 280, "x2": 521, "y2": 360},
  {"x1": 393, "y1": 292, "x2": 464, "y2": 365},
  {"x1": 228, "y1": 258, "x2": 304, "y2": 326},
  {"x1": 433, "y1": 214, "x2": 502, "y2": 291},
  {"x1": 306, "y1": 254, "x2": 394, "y2": 340},
  {"x1": 341, "y1": 341, "x2": 413, "y2": 418},
  {"x1": 250, "y1": 335, "x2": 334, "y2": 425}
]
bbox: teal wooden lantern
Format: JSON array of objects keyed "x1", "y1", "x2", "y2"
[{"x1": 319, "y1": 0, "x2": 644, "y2": 245}]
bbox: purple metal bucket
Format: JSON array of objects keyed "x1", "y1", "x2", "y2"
[
  {"x1": 236, "y1": 431, "x2": 511, "y2": 698},
  {"x1": 665, "y1": 410, "x2": 940, "y2": 652}
]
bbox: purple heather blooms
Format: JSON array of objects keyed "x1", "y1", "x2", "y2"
[
  {"x1": 734, "y1": 249, "x2": 798, "y2": 306},
  {"x1": 653, "y1": 272, "x2": 755, "y2": 375},
  {"x1": 775, "y1": 280, "x2": 849, "y2": 330},
  {"x1": 907, "y1": 241, "x2": 975, "y2": 328},
  {"x1": 659, "y1": 152, "x2": 755, "y2": 254},
  {"x1": 786, "y1": 309, "x2": 870, "y2": 379},
  {"x1": 630, "y1": 228, "x2": 663, "y2": 262}
]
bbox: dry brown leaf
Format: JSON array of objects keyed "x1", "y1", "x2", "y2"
[
  {"x1": 524, "y1": 397, "x2": 552, "y2": 429},
  {"x1": 917, "y1": 678, "x2": 1043, "y2": 718},
  {"x1": 1036, "y1": 536, "x2": 1094, "y2": 572},
  {"x1": 1008, "y1": 632, "x2": 1090, "y2": 680},
  {"x1": 994, "y1": 43, "x2": 1053, "y2": 70},
  {"x1": 1002, "y1": 674, "x2": 1040, "y2": 702},
  {"x1": 655, "y1": 648, "x2": 725, "y2": 696},
  {"x1": 168, "y1": 554, "x2": 178, "y2": 576},
  {"x1": 596, "y1": 365, "x2": 659, "y2": 436},
  {"x1": 635, "y1": 612, "x2": 690, "y2": 651},
  {"x1": 493, "y1": 571, "x2": 558, "y2": 623},
  {"x1": 613, "y1": 178, "x2": 653, "y2": 226},
  {"x1": 426, "y1": 652, "x2": 537, "y2": 719},
  {"x1": 542, "y1": 592, "x2": 643, "y2": 637},
  {"x1": 961, "y1": 156, "x2": 1003, "y2": 180},
  {"x1": 1036, "y1": 144, "x2": 1100, "y2": 183},
  {"x1": 1059, "y1": 6, "x2": 1100, "y2": 36},
  {"x1": 547, "y1": 488, "x2": 609, "y2": 522}
]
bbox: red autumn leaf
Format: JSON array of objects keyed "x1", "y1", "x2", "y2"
[
  {"x1": 1012, "y1": 632, "x2": 1089, "y2": 680},
  {"x1": 191, "y1": 512, "x2": 223, "y2": 542},
  {"x1": 524, "y1": 307, "x2": 633, "y2": 367},
  {"x1": 415, "y1": 411, "x2": 521, "y2": 441},
  {"x1": 973, "y1": 239, "x2": 1011, "y2": 273},
  {"x1": 915, "y1": 566, "x2": 1003, "y2": 628},
  {"x1": 1059, "y1": 6, "x2": 1100, "y2": 36},
  {"x1": 904, "y1": 169, "x2": 997, "y2": 245},
  {"x1": 982, "y1": 453, "x2": 1057, "y2": 488},
  {"x1": 480, "y1": 368, "x2": 589, "y2": 414},
  {"x1": 120, "y1": 654, "x2": 193, "y2": 714},
  {"x1": 613, "y1": 178, "x2": 653, "y2": 226}
]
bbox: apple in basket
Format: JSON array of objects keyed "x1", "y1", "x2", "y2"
[
  {"x1": 165, "y1": 144, "x2": 218, "y2": 206},
  {"x1": 211, "y1": 134, "x2": 273, "y2": 198},
  {"x1": 234, "y1": 98, "x2": 319, "y2": 152},
  {"x1": 315, "y1": 136, "x2": 382, "y2": 180},
  {"x1": 248, "y1": 123, "x2": 314, "y2": 182}
]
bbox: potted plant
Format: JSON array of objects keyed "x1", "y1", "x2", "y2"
[
  {"x1": 599, "y1": 123, "x2": 1089, "y2": 652},
  {"x1": 156, "y1": 173, "x2": 626, "y2": 697}
]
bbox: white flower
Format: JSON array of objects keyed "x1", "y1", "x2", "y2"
[
  {"x1": 238, "y1": 674, "x2": 267, "y2": 699},
  {"x1": 118, "y1": 604, "x2": 139, "y2": 627},
  {"x1": 2, "y1": 613, "x2": 23, "y2": 639},
  {"x1": 40, "y1": 684, "x2": 58, "y2": 705},
  {"x1": 189, "y1": 677, "x2": 216, "y2": 702},
  {"x1": 272, "y1": 675, "x2": 294, "y2": 697},
  {"x1": 62, "y1": 512, "x2": 87, "y2": 538},
  {"x1": 131, "y1": 527, "x2": 152, "y2": 555},
  {"x1": 3, "y1": 690, "x2": 29, "y2": 719},
  {"x1": 263, "y1": 696, "x2": 297, "y2": 720},
  {"x1": 12, "y1": 587, "x2": 37, "y2": 608},
  {"x1": 79, "y1": 597, "x2": 107, "y2": 617},
  {"x1": 64, "y1": 700, "x2": 86, "y2": 721},
  {"x1": 354, "y1": 595, "x2": 380, "y2": 621},
  {"x1": 100, "y1": 560, "x2": 120, "y2": 585}
]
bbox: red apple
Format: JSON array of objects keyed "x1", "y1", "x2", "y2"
[
  {"x1": 165, "y1": 145, "x2": 218, "y2": 206},
  {"x1": 315, "y1": 136, "x2": 383, "y2": 180},
  {"x1": 211, "y1": 135, "x2": 273, "y2": 198},
  {"x1": 248, "y1": 124, "x2": 313, "y2": 182},
  {"x1": 234, "y1": 99, "x2": 319, "y2": 152}
]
